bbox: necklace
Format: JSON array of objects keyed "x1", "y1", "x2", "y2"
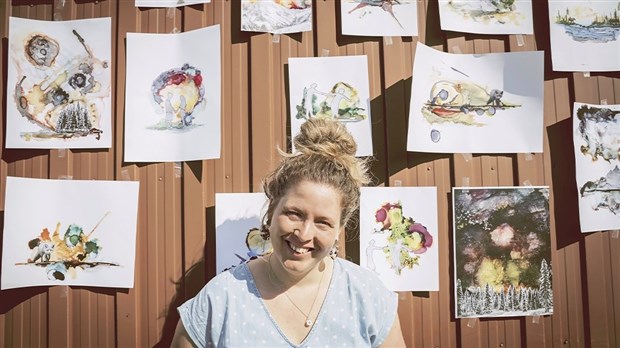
[{"x1": 266, "y1": 255, "x2": 326, "y2": 328}]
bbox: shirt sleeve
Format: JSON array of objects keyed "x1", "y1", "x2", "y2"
[
  {"x1": 373, "y1": 290, "x2": 398, "y2": 347},
  {"x1": 177, "y1": 283, "x2": 212, "y2": 348}
]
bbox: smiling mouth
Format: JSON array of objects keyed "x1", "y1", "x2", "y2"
[{"x1": 286, "y1": 241, "x2": 313, "y2": 254}]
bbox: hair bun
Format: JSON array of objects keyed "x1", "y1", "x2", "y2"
[{"x1": 294, "y1": 118, "x2": 357, "y2": 158}]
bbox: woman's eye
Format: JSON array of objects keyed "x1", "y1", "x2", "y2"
[{"x1": 316, "y1": 221, "x2": 332, "y2": 229}]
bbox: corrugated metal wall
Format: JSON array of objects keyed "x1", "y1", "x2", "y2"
[{"x1": 1, "y1": 1, "x2": 618, "y2": 347}]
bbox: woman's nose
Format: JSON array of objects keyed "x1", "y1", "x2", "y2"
[{"x1": 293, "y1": 223, "x2": 313, "y2": 241}]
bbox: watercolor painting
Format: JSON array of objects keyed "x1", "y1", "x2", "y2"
[
  {"x1": 1, "y1": 177, "x2": 139, "y2": 289},
  {"x1": 407, "y1": 42, "x2": 543, "y2": 154},
  {"x1": 125, "y1": 25, "x2": 221, "y2": 162},
  {"x1": 453, "y1": 187, "x2": 552, "y2": 318},
  {"x1": 360, "y1": 187, "x2": 439, "y2": 291},
  {"x1": 241, "y1": 0, "x2": 312, "y2": 34},
  {"x1": 216, "y1": 193, "x2": 270, "y2": 273},
  {"x1": 340, "y1": 0, "x2": 418, "y2": 37},
  {"x1": 549, "y1": 0, "x2": 620, "y2": 71},
  {"x1": 6, "y1": 17, "x2": 111, "y2": 149},
  {"x1": 135, "y1": 0, "x2": 211, "y2": 7},
  {"x1": 572, "y1": 102, "x2": 620, "y2": 232},
  {"x1": 438, "y1": 0, "x2": 533, "y2": 34},
  {"x1": 288, "y1": 55, "x2": 373, "y2": 157}
]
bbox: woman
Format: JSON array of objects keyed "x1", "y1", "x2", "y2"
[{"x1": 172, "y1": 118, "x2": 405, "y2": 347}]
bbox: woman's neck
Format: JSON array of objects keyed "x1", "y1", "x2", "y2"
[{"x1": 266, "y1": 254, "x2": 333, "y2": 290}]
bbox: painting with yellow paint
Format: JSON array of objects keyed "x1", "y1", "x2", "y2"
[{"x1": 452, "y1": 186, "x2": 552, "y2": 318}]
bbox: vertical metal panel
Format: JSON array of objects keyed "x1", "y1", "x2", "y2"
[{"x1": 1, "y1": 0, "x2": 620, "y2": 347}]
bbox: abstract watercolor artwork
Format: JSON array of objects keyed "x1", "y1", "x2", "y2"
[
  {"x1": 573, "y1": 102, "x2": 620, "y2": 232},
  {"x1": 288, "y1": 55, "x2": 373, "y2": 157},
  {"x1": 549, "y1": 0, "x2": 620, "y2": 72},
  {"x1": 1, "y1": 177, "x2": 139, "y2": 289},
  {"x1": 241, "y1": 0, "x2": 312, "y2": 34},
  {"x1": 135, "y1": 0, "x2": 210, "y2": 7},
  {"x1": 125, "y1": 25, "x2": 221, "y2": 162},
  {"x1": 438, "y1": 0, "x2": 533, "y2": 35},
  {"x1": 453, "y1": 187, "x2": 552, "y2": 318},
  {"x1": 6, "y1": 17, "x2": 112, "y2": 149},
  {"x1": 407, "y1": 42, "x2": 543, "y2": 154},
  {"x1": 360, "y1": 187, "x2": 439, "y2": 291},
  {"x1": 340, "y1": 0, "x2": 418, "y2": 37},
  {"x1": 215, "y1": 193, "x2": 270, "y2": 273}
]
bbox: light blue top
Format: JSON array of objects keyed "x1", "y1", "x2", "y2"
[{"x1": 178, "y1": 258, "x2": 398, "y2": 348}]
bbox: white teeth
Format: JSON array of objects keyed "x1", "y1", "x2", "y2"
[{"x1": 288, "y1": 242, "x2": 310, "y2": 254}]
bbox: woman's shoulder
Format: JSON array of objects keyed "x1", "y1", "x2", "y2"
[{"x1": 334, "y1": 257, "x2": 388, "y2": 292}]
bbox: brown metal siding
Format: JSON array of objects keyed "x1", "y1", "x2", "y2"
[{"x1": 1, "y1": 0, "x2": 619, "y2": 347}]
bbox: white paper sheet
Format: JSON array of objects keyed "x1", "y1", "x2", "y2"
[
  {"x1": 340, "y1": 0, "x2": 418, "y2": 37},
  {"x1": 288, "y1": 55, "x2": 373, "y2": 157},
  {"x1": 215, "y1": 193, "x2": 269, "y2": 273},
  {"x1": 6, "y1": 17, "x2": 112, "y2": 149},
  {"x1": 135, "y1": 0, "x2": 210, "y2": 7},
  {"x1": 1, "y1": 177, "x2": 139, "y2": 289},
  {"x1": 359, "y1": 187, "x2": 439, "y2": 291},
  {"x1": 548, "y1": 0, "x2": 620, "y2": 72},
  {"x1": 572, "y1": 102, "x2": 620, "y2": 232},
  {"x1": 407, "y1": 42, "x2": 544, "y2": 154},
  {"x1": 241, "y1": 0, "x2": 312, "y2": 34},
  {"x1": 438, "y1": 0, "x2": 533, "y2": 34},
  {"x1": 125, "y1": 25, "x2": 221, "y2": 162}
]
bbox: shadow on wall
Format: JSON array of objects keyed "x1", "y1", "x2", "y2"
[
  {"x1": 156, "y1": 205, "x2": 214, "y2": 347},
  {"x1": 546, "y1": 117, "x2": 584, "y2": 249}
]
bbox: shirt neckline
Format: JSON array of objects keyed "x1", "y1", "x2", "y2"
[{"x1": 243, "y1": 258, "x2": 339, "y2": 347}]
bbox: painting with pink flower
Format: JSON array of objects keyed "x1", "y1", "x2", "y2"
[
  {"x1": 360, "y1": 187, "x2": 439, "y2": 291},
  {"x1": 453, "y1": 187, "x2": 552, "y2": 318}
]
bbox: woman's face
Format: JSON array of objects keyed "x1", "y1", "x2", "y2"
[{"x1": 269, "y1": 180, "x2": 343, "y2": 277}]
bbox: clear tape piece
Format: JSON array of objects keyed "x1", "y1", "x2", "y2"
[
  {"x1": 272, "y1": 33, "x2": 281, "y2": 43},
  {"x1": 583, "y1": 71, "x2": 590, "y2": 77},
  {"x1": 611, "y1": 230, "x2": 619, "y2": 239},
  {"x1": 452, "y1": 46, "x2": 462, "y2": 54},
  {"x1": 522, "y1": 180, "x2": 532, "y2": 186},
  {"x1": 321, "y1": 48, "x2": 330, "y2": 57},
  {"x1": 601, "y1": 99, "x2": 608, "y2": 105},
  {"x1": 516, "y1": 34, "x2": 525, "y2": 47},
  {"x1": 166, "y1": 7, "x2": 175, "y2": 18},
  {"x1": 524, "y1": 153, "x2": 534, "y2": 161},
  {"x1": 58, "y1": 175, "x2": 73, "y2": 180},
  {"x1": 466, "y1": 317, "x2": 478, "y2": 328},
  {"x1": 462, "y1": 177, "x2": 470, "y2": 187},
  {"x1": 121, "y1": 169, "x2": 131, "y2": 181},
  {"x1": 461, "y1": 153, "x2": 472, "y2": 162},
  {"x1": 384, "y1": 36, "x2": 393, "y2": 45},
  {"x1": 55, "y1": 0, "x2": 66, "y2": 9},
  {"x1": 174, "y1": 162, "x2": 183, "y2": 178},
  {"x1": 58, "y1": 149, "x2": 66, "y2": 158},
  {"x1": 394, "y1": 180, "x2": 402, "y2": 187},
  {"x1": 60, "y1": 285, "x2": 69, "y2": 298},
  {"x1": 170, "y1": 27, "x2": 180, "y2": 34},
  {"x1": 53, "y1": 12, "x2": 63, "y2": 21},
  {"x1": 532, "y1": 315, "x2": 541, "y2": 324}
]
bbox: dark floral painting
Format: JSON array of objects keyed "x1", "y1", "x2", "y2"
[{"x1": 453, "y1": 187, "x2": 552, "y2": 318}]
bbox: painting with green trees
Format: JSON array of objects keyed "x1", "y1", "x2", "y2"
[
  {"x1": 452, "y1": 187, "x2": 552, "y2": 318},
  {"x1": 549, "y1": 1, "x2": 620, "y2": 71}
]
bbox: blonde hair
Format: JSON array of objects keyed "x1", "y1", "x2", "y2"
[{"x1": 262, "y1": 118, "x2": 370, "y2": 230}]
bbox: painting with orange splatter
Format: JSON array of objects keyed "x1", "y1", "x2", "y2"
[
  {"x1": 452, "y1": 186, "x2": 552, "y2": 318},
  {"x1": 241, "y1": 0, "x2": 312, "y2": 34},
  {"x1": 6, "y1": 17, "x2": 111, "y2": 149},
  {"x1": 124, "y1": 25, "x2": 221, "y2": 162},
  {"x1": 1, "y1": 177, "x2": 139, "y2": 289}
]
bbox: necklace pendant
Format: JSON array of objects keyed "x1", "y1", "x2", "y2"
[{"x1": 304, "y1": 319, "x2": 312, "y2": 327}]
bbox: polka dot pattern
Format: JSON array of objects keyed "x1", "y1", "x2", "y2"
[{"x1": 177, "y1": 258, "x2": 397, "y2": 347}]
